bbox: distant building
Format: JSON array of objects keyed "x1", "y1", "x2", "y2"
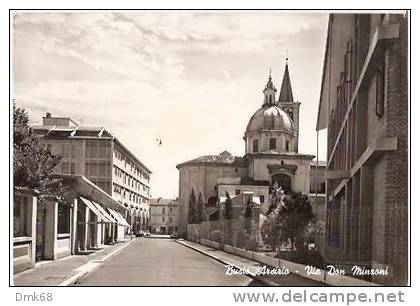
[
  {"x1": 177, "y1": 62, "x2": 326, "y2": 239},
  {"x1": 149, "y1": 198, "x2": 179, "y2": 235},
  {"x1": 32, "y1": 113, "x2": 152, "y2": 234},
  {"x1": 316, "y1": 13, "x2": 408, "y2": 285}
]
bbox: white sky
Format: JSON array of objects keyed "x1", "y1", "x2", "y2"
[{"x1": 12, "y1": 11, "x2": 328, "y2": 198}]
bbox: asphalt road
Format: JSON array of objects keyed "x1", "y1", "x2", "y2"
[{"x1": 74, "y1": 238, "x2": 261, "y2": 286}]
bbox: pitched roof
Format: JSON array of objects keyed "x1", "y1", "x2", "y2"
[
  {"x1": 176, "y1": 154, "x2": 247, "y2": 168},
  {"x1": 150, "y1": 198, "x2": 178, "y2": 205},
  {"x1": 278, "y1": 62, "x2": 294, "y2": 102},
  {"x1": 310, "y1": 160, "x2": 327, "y2": 167}
]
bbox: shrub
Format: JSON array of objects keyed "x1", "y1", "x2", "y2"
[
  {"x1": 246, "y1": 236, "x2": 259, "y2": 252},
  {"x1": 209, "y1": 230, "x2": 223, "y2": 243},
  {"x1": 235, "y1": 229, "x2": 249, "y2": 249}
]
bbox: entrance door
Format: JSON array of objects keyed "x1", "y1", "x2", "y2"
[
  {"x1": 35, "y1": 201, "x2": 47, "y2": 262},
  {"x1": 271, "y1": 173, "x2": 292, "y2": 193}
]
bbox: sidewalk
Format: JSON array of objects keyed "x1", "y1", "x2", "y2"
[
  {"x1": 177, "y1": 240, "x2": 326, "y2": 286},
  {"x1": 14, "y1": 239, "x2": 134, "y2": 286}
]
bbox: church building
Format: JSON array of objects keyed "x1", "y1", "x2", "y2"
[{"x1": 176, "y1": 61, "x2": 326, "y2": 238}]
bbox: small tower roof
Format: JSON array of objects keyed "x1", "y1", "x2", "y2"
[
  {"x1": 263, "y1": 68, "x2": 277, "y2": 92},
  {"x1": 278, "y1": 58, "x2": 294, "y2": 102}
]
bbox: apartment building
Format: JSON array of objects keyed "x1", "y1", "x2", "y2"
[
  {"x1": 32, "y1": 113, "x2": 152, "y2": 233},
  {"x1": 149, "y1": 198, "x2": 179, "y2": 235},
  {"x1": 316, "y1": 13, "x2": 408, "y2": 285}
]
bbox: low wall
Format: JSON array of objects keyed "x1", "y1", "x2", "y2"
[
  {"x1": 56, "y1": 234, "x2": 71, "y2": 259},
  {"x1": 13, "y1": 237, "x2": 34, "y2": 274},
  {"x1": 13, "y1": 192, "x2": 37, "y2": 274},
  {"x1": 201, "y1": 239, "x2": 222, "y2": 250},
  {"x1": 216, "y1": 243, "x2": 377, "y2": 286}
]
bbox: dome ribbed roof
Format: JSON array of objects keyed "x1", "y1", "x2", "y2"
[{"x1": 245, "y1": 105, "x2": 293, "y2": 134}]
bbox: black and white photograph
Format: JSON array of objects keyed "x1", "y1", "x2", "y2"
[{"x1": 9, "y1": 8, "x2": 410, "y2": 293}]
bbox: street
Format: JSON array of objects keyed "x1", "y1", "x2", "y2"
[{"x1": 73, "y1": 238, "x2": 261, "y2": 286}]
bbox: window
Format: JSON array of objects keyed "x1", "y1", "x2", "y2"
[
  {"x1": 235, "y1": 189, "x2": 241, "y2": 195},
  {"x1": 162, "y1": 207, "x2": 166, "y2": 214},
  {"x1": 162, "y1": 216, "x2": 165, "y2": 223},
  {"x1": 285, "y1": 140, "x2": 290, "y2": 152},
  {"x1": 58, "y1": 205, "x2": 70, "y2": 234},
  {"x1": 259, "y1": 195, "x2": 265, "y2": 203},
  {"x1": 376, "y1": 59, "x2": 385, "y2": 117},
  {"x1": 61, "y1": 162, "x2": 69, "y2": 173},
  {"x1": 169, "y1": 217, "x2": 173, "y2": 223},
  {"x1": 13, "y1": 195, "x2": 27, "y2": 237},
  {"x1": 61, "y1": 144, "x2": 69, "y2": 158},
  {"x1": 252, "y1": 139, "x2": 258, "y2": 153},
  {"x1": 70, "y1": 162, "x2": 76, "y2": 174},
  {"x1": 71, "y1": 144, "x2": 76, "y2": 158},
  {"x1": 269, "y1": 138, "x2": 276, "y2": 150},
  {"x1": 286, "y1": 108, "x2": 294, "y2": 121},
  {"x1": 328, "y1": 195, "x2": 345, "y2": 248}
]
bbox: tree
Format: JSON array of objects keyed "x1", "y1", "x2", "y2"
[
  {"x1": 260, "y1": 184, "x2": 314, "y2": 253},
  {"x1": 244, "y1": 196, "x2": 253, "y2": 234},
  {"x1": 13, "y1": 104, "x2": 67, "y2": 201},
  {"x1": 197, "y1": 191, "x2": 206, "y2": 223},
  {"x1": 224, "y1": 191, "x2": 233, "y2": 245},
  {"x1": 260, "y1": 185, "x2": 284, "y2": 251},
  {"x1": 277, "y1": 192, "x2": 314, "y2": 252},
  {"x1": 224, "y1": 191, "x2": 233, "y2": 219},
  {"x1": 188, "y1": 188, "x2": 198, "y2": 224}
]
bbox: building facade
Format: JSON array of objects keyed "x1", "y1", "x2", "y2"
[
  {"x1": 316, "y1": 13, "x2": 408, "y2": 285},
  {"x1": 32, "y1": 114, "x2": 152, "y2": 234},
  {"x1": 177, "y1": 62, "x2": 326, "y2": 239},
  {"x1": 149, "y1": 198, "x2": 179, "y2": 235}
]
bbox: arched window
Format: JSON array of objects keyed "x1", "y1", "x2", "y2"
[{"x1": 269, "y1": 138, "x2": 276, "y2": 150}]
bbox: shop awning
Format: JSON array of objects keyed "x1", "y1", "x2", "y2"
[
  {"x1": 108, "y1": 208, "x2": 130, "y2": 227},
  {"x1": 80, "y1": 197, "x2": 112, "y2": 223},
  {"x1": 90, "y1": 199, "x2": 116, "y2": 224}
]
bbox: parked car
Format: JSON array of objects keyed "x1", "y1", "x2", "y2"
[
  {"x1": 170, "y1": 233, "x2": 178, "y2": 239},
  {"x1": 144, "y1": 232, "x2": 151, "y2": 238}
]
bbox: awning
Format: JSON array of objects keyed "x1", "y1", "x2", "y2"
[
  {"x1": 90, "y1": 199, "x2": 116, "y2": 224},
  {"x1": 108, "y1": 208, "x2": 130, "y2": 227},
  {"x1": 80, "y1": 196, "x2": 112, "y2": 223}
]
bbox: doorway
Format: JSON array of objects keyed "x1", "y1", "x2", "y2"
[
  {"x1": 271, "y1": 173, "x2": 292, "y2": 193},
  {"x1": 35, "y1": 201, "x2": 46, "y2": 262}
]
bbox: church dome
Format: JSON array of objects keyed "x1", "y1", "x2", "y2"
[{"x1": 245, "y1": 104, "x2": 293, "y2": 134}]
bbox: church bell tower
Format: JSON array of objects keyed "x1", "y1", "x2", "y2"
[{"x1": 277, "y1": 58, "x2": 301, "y2": 152}]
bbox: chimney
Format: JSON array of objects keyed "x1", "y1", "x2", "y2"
[{"x1": 46, "y1": 112, "x2": 51, "y2": 118}]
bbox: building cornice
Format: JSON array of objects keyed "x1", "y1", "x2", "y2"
[{"x1": 244, "y1": 152, "x2": 315, "y2": 161}]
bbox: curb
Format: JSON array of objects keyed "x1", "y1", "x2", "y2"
[
  {"x1": 176, "y1": 240, "x2": 278, "y2": 286},
  {"x1": 58, "y1": 239, "x2": 135, "y2": 286}
]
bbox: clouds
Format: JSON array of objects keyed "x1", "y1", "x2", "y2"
[{"x1": 12, "y1": 11, "x2": 328, "y2": 198}]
